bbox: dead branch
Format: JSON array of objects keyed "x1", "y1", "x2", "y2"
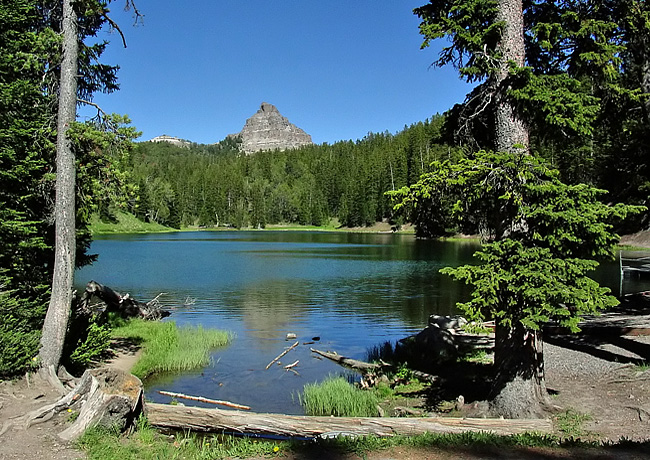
[
  {"x1": 158, "y1": 390, "x2": 250, "y2": 410},
  {"x1": 265, "y1": 341, "x2": 299, "y2": 370}
]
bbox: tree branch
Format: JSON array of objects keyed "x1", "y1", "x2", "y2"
[{"x1": 78, "y1": 98, "x2": 108, "y2": 119}]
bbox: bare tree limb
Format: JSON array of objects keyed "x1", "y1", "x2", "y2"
[
  {"x1": 158, "y1": 391, "x2": 251, "y2": 410},
  {"x1": 265, "y1": 341, "x2": 299, "y2": 370}
]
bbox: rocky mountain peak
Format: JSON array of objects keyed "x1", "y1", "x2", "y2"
[{"x1": 236, "y1": 102, "x2": 313, "y2": 154}]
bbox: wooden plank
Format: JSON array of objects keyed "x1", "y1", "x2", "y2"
[{"x1": 146, "y1": 403, "x2": 553, "y2": 438}]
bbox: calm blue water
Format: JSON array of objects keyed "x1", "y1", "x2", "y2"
[{"x1": 74, "y1": 231, "x2": 643, "y2": 414}]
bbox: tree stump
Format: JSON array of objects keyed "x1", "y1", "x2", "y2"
[{"x1": 19, "y1": 367, "x2": 143, "y2": 441}]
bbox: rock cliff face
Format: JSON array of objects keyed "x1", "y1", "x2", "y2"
[{"x1": 236, "y1": 102, "x2": 312, "y2": 154}]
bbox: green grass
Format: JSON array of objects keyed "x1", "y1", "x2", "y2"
[
  {"x1": 89, "y1": 212, "x2": 173, "y2": 235},
  {"x1": 635, "y1": 362, "x2": 650, "y2": 372},
  {"x1": 82, "y1": 419, "x2": 649, "y2": 460},
  {"x1": 299, "y1": 376, "x2": 380, "y2": 417},
  {"x1": 111, "y1": 320, "x2": 232, "y2": 379},
  {"x1": 458, "y1": 349, "x2": 493, "y2": 364},
  {"x1": 555, "y1": 409, "x2": 593, "y2": 438},
  {"x1": 78, "y1": 418, "x2": 282, "y2": 460}
]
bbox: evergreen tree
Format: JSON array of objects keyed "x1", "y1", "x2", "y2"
[
  {"x1": 390, "y1": 151, "x2": 642, "y2": 417},
  {"x1": 0, "y1": 0, "x2": 140, "y2": 376},
  {"x1": 411, "y1": 0, "x2": 648, "y2": 417}
]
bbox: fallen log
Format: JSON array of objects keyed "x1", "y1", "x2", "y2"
[
  {"x1": 310, "y1": 348, "x2": 439, "y2": 383},
  {"x1": 310, "y1": 348, "x2": 382, "y2": 372},
  {"x1": 146, "y1": 403, "x2": 553, "y2": 437},
  {"x1": 158, "y1": 391, "x2": 250, "y2": 410}
]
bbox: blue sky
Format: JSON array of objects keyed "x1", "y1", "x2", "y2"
[{"x1": 80, "y1": 1, "x2": 474, "y2": 145}]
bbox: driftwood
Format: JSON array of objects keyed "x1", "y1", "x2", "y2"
[
  {"x1": 78, "y1": 280, "x2": 170, "y2": 320},
  {"x1": 310, "y1": 348, "x2": 381, "y2": 372},
  {"x1": 146, "y1": 403, "x2": 553, "y2": 437},
  {"x1": 7, "y1": 368, "x2": 143, "y2": 441},
  {"x1": 310, "y1": 348, "x2": 439, "y2": 384},
  {"x1": 265, "y1": 341, "x2": 299, "y2": 370},
  {"x1": 158, "y1": 391, "x2": 251, "y2": 410}
]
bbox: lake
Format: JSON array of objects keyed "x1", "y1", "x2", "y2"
[{"x1": 74, "y1": 231, "x2": 643, "y2": 414}]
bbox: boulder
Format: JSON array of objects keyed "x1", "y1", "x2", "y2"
[
  {"x1": 429, "y1": 314, "x2": 468, "y2": 332},
  {"x1": 399, "y1": 326, "x2": 458, "y2": 368}
]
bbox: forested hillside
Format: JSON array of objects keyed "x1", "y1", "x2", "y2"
[
  {"x1": 129, "y1": 116, "x2": 461, "y2": 229},
  {"x1": 128, "y1": 95, "x2": 649, "y2": 233}
]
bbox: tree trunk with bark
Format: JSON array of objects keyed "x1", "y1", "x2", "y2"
[
  {"x1": 489, "y1": 0, "x2": 550, "y2": 419},
  {"x1": 489, "y1": 324, "x2": 552, "y2": 418},
  {"x1": 39, "y1": 0, "x2": 78, "y2": 373},
  {"x1": 494, "y1": 0, "x2": 529, "y2": 153}
]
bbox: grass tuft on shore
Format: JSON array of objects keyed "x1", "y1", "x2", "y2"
[
  {"x1": 111, "y1": 320, "x2": 231, "y2": 379},
  {"x1": 89, "y1": 212, "x2": 173, "y2": 235},
  {"x1": 299, "y1": 376, "x2": 379, "y2": 417}
]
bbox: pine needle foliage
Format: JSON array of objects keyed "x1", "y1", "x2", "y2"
[{"x1": 391, "y1": 150, "x2": 644, "y2": 332}]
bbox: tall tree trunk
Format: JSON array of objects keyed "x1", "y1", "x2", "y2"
[
  {"x1": 489, "y1": 324, "x2": 551, "y2": 418},
  {"x1": 490, "y1": 1, "x2": 545, "y2": 418},
  {"x1": 39, "y1": 0, "x2": 78, "y2": 371},
  {"x1": 494, "y1": 0, "x2": 529, "y2": 153},
  {"x1": 640, "y1": 41, "x2": 650, "y2": 125}
]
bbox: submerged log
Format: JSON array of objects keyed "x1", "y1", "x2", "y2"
[
  {"x1": 310, "y1": 348, "x2": 382, "y2": 372},
  {"x1": 146, "y1": 403, "x2": 552, "y2": 437},
  {"x1": 158, "y1": 391, "x2": 251, "y2": 410},
  {"x1": 310, "y1": 348, "x2": 439, "y2": 383}
]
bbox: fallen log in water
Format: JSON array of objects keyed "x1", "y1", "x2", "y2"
[
  {"x1": 310, "y1": 348, "x2": 439, "y2": 383},
  {"x1": 158, "y1": 391, "x2": 251, "y2": 410},
  {"x1": 78, "y1": 280, "x2": 171, "y2": 320},
  {"x1": 310, "y1": 348, "x2": 382, "y2": 372},
  {"x1": 146, "y1": 403, "x2": 553, "y2": 437}
]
